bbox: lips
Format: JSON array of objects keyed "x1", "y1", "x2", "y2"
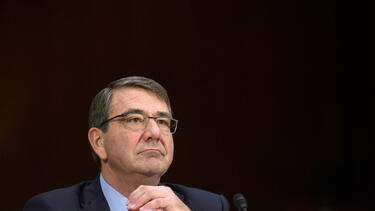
[{"x1": 138, "y1": 148, "x2": 164, "y2": 155}]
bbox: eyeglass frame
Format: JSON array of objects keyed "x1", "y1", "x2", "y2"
[{"x1": 98, "y1": 110, "x2": 178, "y2": 134}]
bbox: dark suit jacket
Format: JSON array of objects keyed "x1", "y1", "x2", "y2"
[{"x1": 23, "y1": 177, "x2": 230, "y2": 211}]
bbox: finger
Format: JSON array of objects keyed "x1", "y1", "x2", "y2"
[
  {"x1": 137, "y1": 209, "x2": 162, "y2": 211},
  {"x1": 128, "y1": 186, "x2": 172, "y2": 210},
  {"x1": 127, "y1": 185, "x2": 147, "y2": 208},
  {"x1": 139, "y1": 198, "x2": 167, "y2": 211},
  {"x1": 135, "y1": 186, "x2": 171, "y2": 207}
]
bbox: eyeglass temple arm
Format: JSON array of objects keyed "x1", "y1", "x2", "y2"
[{"x1": 98, "y1": 114, "x2": 125, "y2": 128}]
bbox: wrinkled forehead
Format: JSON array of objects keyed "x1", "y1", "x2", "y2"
[{"x1": 109, "y1": 87, "x2": 170, "y2": 116}]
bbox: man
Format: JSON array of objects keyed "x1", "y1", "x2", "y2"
[{"x1": 23, "y1": 76, "x2": 230, "y2": 211}]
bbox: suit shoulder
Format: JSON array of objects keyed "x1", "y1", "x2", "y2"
[
  {"x1": 162, "y1": 183, "x2": 230, "y2": 211},
  {"x1": 23, "y1": 180, "x2": 95, "y2": 211}
]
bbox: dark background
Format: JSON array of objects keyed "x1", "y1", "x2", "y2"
[{"x1": 0, "y1": 0, "x2": 373, "y2": 210}]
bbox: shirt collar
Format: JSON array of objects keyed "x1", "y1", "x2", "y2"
[{"x1": 100, "y1": 173, "x2": 129, "y2": 211}]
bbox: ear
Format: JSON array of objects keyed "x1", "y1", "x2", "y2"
[{"x1": 88, "y1": 127, "x2": 107, "y2": 162}]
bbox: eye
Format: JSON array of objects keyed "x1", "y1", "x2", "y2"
[
  {"x1": 128, "y1": 117, "x2": 141, "y2": 122},
  {"x1": 156, "y1": 118, "x2": 170, "y2": 127},
  {"x1": 124, "y1": 114, "x2": 144, "y2": 123}
]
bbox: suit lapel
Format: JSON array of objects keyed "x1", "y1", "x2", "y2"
[
  {"x1": 173, "y1": 189, "x2": 185, "y2": 202},
  {"x1": 80, "y1": 176, "x2": 111, "y2": 211}
]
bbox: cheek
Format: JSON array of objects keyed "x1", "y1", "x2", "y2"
[
  {"x1": 167, "y1": 141, "x2": 174, "y2": 165},
  {"x1": 166, "y1": 138, "x2": 174, "y2": 156},
  {"x1": 105, "y1": 132, "x2": 136, "y2": 157}
]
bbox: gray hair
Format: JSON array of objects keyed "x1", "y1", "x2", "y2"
[{"x1": 88, "y1": 76, "x2": 172, "y2": 168}]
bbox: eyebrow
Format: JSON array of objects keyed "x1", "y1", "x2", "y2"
[
  {"x1": 155, "y1": 111, "x2": 172, "y2": 118},
  {"x1": 121, "y1": 108, "x2": 172, "y2": 118},
  {"x1": 122, "y1": 109, "x2": 145, "y2": 116}
]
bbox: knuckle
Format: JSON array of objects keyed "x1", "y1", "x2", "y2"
[
  {"x1": 162, "y1": 186, "x2": 172, "y2": 192},
  {"x1": 143, "y1": 191, "x2": 150, "y2": 198},
  {"x1": 154, "y1": 198, "x2": 163, "y2": 206},
  {"x1": 139, "y1": 185, "x2": 150, "y2": 192},
  {"x1": 144, "y1": 198, "x2": 163, "y2": 209},
  {"x1": 144, "y1": 185, "x2": 152, "y2": 191},
  {"x1": 141, "y1": 199, "x2": 162, "y2": 210}
]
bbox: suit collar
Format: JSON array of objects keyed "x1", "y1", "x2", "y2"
[
  {"x1": 80, "y1": 175, "x2": 110, "y2": 211},
  {"x1": 172, "y1": 189, "x2": 185, "y2": 202}
]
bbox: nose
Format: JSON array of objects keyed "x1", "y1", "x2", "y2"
[{"x1": 143, "y1": 118, "x2": 162, "y2": 140}]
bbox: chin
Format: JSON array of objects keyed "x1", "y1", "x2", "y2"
[{"x1": 141, "y1": 163, "x2": 168, "y2": 177}]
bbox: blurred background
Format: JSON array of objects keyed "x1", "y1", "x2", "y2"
[{"x1": 0, "y1": 0, "x2": 373, "y2": 210}]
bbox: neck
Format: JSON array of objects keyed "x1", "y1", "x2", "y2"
[{"x1": 101, "y1": 166, "x2": 161, "y2": 198}]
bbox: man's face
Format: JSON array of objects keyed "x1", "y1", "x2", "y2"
[{"x1": 101, "y1": 87, "x2": 174, "y2": 177}]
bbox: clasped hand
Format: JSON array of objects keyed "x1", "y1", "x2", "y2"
[{"x1": 126, "y1": 185, "x2": 191, "y2": 211}]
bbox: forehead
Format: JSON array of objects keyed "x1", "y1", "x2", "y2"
[{"x1": 110, "y1": 87, "x2": 169, "y2": 115}]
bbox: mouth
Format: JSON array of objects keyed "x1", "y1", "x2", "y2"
[{"x1": 139, "y1": 148, "x2": 164, "y2": 155}]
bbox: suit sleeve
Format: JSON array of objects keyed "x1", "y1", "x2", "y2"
[
  {"x1": 23, "y1": 196, "x2": 55, "y2": 211},
  {"x1": 220, "y1": 194, "x2": 230, "y2": 211}
]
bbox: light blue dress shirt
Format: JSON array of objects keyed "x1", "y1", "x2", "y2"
[{"x1": 100, "y1": 173, "x2": 129, "y2": 211}]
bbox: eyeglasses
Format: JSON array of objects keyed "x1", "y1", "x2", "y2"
[{"x1": 99, "y1": 111, "x2": 178, "y2": 134}]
